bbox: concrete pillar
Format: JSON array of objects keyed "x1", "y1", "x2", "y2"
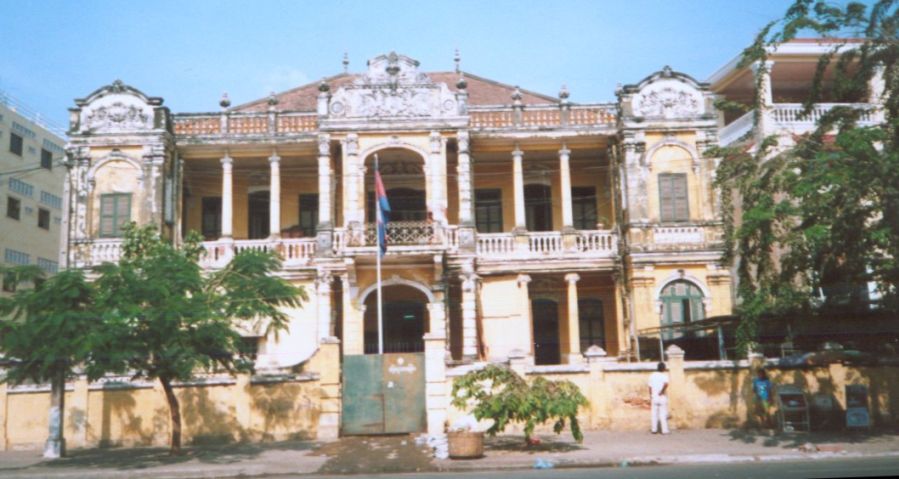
[
  {"x1": 312, "y1": 338, "x2": 342, "y2": 440},
  {"x1": 44, "y1": 371, "x2": 65, "y2": 458},
  {"x1": 457, "y1": 131, "x2": 473, "y2": 225},
  {"x1": 235, "y1": 373, "x2": 252, "y2": 438},
  {"x1": 221, "y1": 155, "x2": 234, "y2": 239},
  {"x1": 342, "y1": 134, "x2": 360, "y2": 227},
  {"x1": 342, "y1": 278, "x2": 364, "y2": 355},
  {"x1": 71, "y1": 376, "x2": 89, "y2": 449},
  {"x1": 584, "y1": 345, "x2": 614, "y2": 428},
  {"x1": 461, "y1": 274, "x2": 478, "y2": 360},
  {"x1": 317, "y1": 274, "x2": 333, "y2": 340},
  {"x1": 665, "y1": 344, "x2": 687, "y2": 429},
  {"x1": 565, "y1": 273, "x2": 582, "y2": 364},
  {"x1": 752, "y1": 60, "x2": 776, "y2": 138},
  {"x1": 317, "y1": 134, "x2": 332, "y2": 229},
  {"x1": 613, "y1": 273, "x2": 629, "y2": 358},
  {"x1": 559, "y1": 145, "x2": 573, "y2": 230},
  {"x1": 517, "y1": 274, "x2": 534, "y2": 359},
  {"x1": 424, "y1": 333, "x2": 448, "y2": 436},
  {"x1": 0, "y1": 381, "x2": 7, "y2": 451},
  {"x1": 429, "y1": 131, "x2": 447, "y2": 223},
  {"x1": 269, "y1": 151, "x2": 281, "y2": 239},
  {"x1": 512, "y1": 145, "x2": 526, "y2": 232}
]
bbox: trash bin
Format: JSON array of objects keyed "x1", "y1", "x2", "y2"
[
  {"x1": 845, "y1": 385, "x2": 871, "y2": 429},
  {"x1": 810, "y1": 393, "x2": 838, "y2": 431},
  {"x1": 776, "y1": 385, "x2": 810, "y2": 432}
]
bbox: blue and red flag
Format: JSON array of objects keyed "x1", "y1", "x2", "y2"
[{"x1": 374, "y1": 164, "x2": 391, "y2": 257}]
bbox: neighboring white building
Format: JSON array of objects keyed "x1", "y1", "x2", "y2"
[{"x1": 0, "y1": 92, "x2": 67, "y2": 293}]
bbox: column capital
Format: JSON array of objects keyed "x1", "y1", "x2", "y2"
[
  {"x1": 268, "y1": 151, "x2": 280, "y2": 164},
  {"x1": 565, "y1": 273, "x2": 580, "y2": 284},
  {"x1": 559, "y1": 145, "x2": 571, "y2": 157},
  {"x1": 220, "y1": 155, "x2": 233, "y2": 167},
  {"x1": 343, "y1": 133, "x2": 359, "y2": 155},
  {"x1": 517, "y1": 274, "x2": 532, "y2": 286},
  {"x1": 429, "y1": 130, "x2": 443, "y2": 154},
  {"x1": 318, "y1": 133, "x2": 331, "y2": 155},
  {"x1": 457, "y1": 130, "x2": 470, "y2": 153},
  {"x1": 750, "y1": 59, "x2": 775, "y2": 74},
  {"x1": 512, "y1": 144, "x2": 523, "y2": 158}
]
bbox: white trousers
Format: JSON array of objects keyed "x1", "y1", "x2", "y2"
[{"x1": 651, "y1": 396, "x2": 670, "y2": 434}]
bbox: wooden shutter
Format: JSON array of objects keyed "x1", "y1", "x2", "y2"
[
  {"x1": 672, "y1": 174, "x2": 689, "y2": 221},
  {"x1": 659, "y1": 175, "x2": 674, "y2": 221},
  {"x1": 100, "y1": 195, "x2": 116, "y2": 237},
  {"x1": 115, "y1": 194, "x2": 131, "y2": 235}
]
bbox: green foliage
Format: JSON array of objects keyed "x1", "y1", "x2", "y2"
[
  {"x1": 450, "y1": 364, "x2": 588, "y2": 443},
  {"x1": 92, "y1": 223, "x2": 306, "y2": 453},
  {"x1": 713, "y1": 0, "x2": 899, "y2": 354},
  {"x1": 0, "y1": 266, "x2": 99, "y2": 384}
]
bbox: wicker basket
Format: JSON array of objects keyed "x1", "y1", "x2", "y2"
[{"x1": 447, "y1": 431, "x2": 484, "y2": 459}]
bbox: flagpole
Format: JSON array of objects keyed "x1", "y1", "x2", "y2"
[{"x1": 375, "y1": 154, "x2": 384, "y2": 355}]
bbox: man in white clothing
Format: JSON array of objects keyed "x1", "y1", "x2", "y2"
[{"x1": 648, "y1": 361, "x2": 670, "y2": 434}]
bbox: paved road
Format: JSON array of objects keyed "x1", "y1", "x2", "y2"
[{"x1": 286, "y1": 456, "x2": 899, "y2": 479}]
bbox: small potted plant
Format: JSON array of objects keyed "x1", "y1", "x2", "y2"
[{"x1": 449, "y1": 364, "x2": 588, "y2": 457}]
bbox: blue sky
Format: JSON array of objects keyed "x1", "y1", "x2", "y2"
[{"x1": 1, "y1": 0, "x2": 805, "y2": 128}]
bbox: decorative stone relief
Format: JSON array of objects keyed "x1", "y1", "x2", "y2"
[
  {"x1": 327, "y1": 52, "x2": 459, "y2": 120},
  {"x1": 632, "y1": 78, "x2": 703, "y2": 119},
  {"x1": 75, "y1": 80, "x2": 161, "y2": 134}
]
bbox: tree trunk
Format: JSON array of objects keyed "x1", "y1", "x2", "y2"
[
  {"x1": 43, "y1": 369, "x2": 66, "y2": 458},
  {"x1": 160, "y1": 376, "x2": 182, "y2": 455}
]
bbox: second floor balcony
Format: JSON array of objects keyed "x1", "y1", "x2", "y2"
[{"x1": 718, "y1": 102, "x2": 883, "y2": 146}]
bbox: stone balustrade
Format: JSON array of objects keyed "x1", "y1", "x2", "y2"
[
  {"x1": 174, "y1": 111, "x2": 319, "y2": 137},
  {"x1": 476, "y1": 230, "x2": 617, "y2": 260},
  {"x1": 719, "y1": 102, "x2": 882, "y2": 146},
  {"x1": 469, "y1": 104, "x2": 616, "y2": 130}
]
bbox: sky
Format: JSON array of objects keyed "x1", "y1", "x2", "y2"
[{"x1": 1, "y1": 0, "x2": 812, "y2": 130}]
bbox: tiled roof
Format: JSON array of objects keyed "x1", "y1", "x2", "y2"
[{"x1": 232, "y1": 71, "x2": 558, "y2": 113}]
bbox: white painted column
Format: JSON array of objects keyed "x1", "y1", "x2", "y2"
[
  {"x1": 559, "y1": 145, "x2": 573, "y2": 230},
  {"x1": 317, "y1": 274, "x2": 332, "y2": 339},
  {"x1": 429, "y1": 131, "x2": 447, "y2": 223},
  {"x1": 752, "y1": 60, "x2": 776, "y2": 138},
  {"x1": 565, "y1": 273, "x2": 582, "y2": 363},
  {"x1": 512, "y1": 144, "x2": 526, "y2": 231},
  {"x1": 317, "y1": 134, "x2": 332, "y2": 228},
  {"x1": 461, "y1": 273, "x2": 478, "y2": 360},
  {"x1": 221, "y1": 154, "x2": 234, "y2": 239},
  {"x1": 457, "y1": 130, "x2": 473, "y2": 225},
  {"x1": 342, "y1": 134, "x2": 360, "y2": 226},
  {"x1": 269, "y1": 151, "x2": 281, "y2": 238}
]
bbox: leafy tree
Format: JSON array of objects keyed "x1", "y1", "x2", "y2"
[
  {"x1": 0, "y1": 266, "x2": 99, "y2": 458},
  {"x1": 92, "y1": 224, "x2": 305, "y2": 454},
  {"x1": 711, "y1": 0, "x2": 899, "y2": 352},
  {"x1": 450, "y1": 364, "x2": 588, "y2": 443}
]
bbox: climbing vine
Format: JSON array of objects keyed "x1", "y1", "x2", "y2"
[{"x1": 709, "y1": 0, "x2": 899, "y2": 354}]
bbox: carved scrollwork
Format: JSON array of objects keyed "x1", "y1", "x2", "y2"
[
  {"x1": 632, "y1": 80, "x2": 703, "y2": 119},
  {"x1": 84, "y1": 101, "x2": 151, "y2": 132}
]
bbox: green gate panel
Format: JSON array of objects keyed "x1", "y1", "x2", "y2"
[
  {"x1": 382, "y1": 353, "x2": 426, "y2": 434},
  {"x1": 342, "y1": 355, "x2": 384, "y2": 435}
]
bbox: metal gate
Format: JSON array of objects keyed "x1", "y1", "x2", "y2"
[{"x1": 341, "y1": 352, "x2": 426, "y2": 435}]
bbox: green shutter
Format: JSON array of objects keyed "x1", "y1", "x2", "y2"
[
  {"x1": 672, "y1": 174, "x2": 689, "y2": 221},
  {"x1": 100, "y1": 194, "x2": 132, "y2": 237},
  {"x1": 659, "y1": 175, "x2": 674, "y2": 221}
]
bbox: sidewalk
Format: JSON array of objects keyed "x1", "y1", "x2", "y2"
[{"x1": 1, "y1": 428, "x2": 898, "y2": 478}]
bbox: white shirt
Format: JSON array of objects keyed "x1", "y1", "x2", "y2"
[{"x1": 648, "y1": 371, "x2": 669, "y2": 400}]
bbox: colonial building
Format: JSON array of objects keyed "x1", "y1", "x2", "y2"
[
  {"x1": 62, "y1": 51, "x2": 737, "y2": 437},
  {"x1": 0, "y1": 93, "x2": 67, "y2": 293}
]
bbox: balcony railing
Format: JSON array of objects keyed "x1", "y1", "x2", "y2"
[
  {"x1": 469, "y1": 104, "x2": 616, "y2": 129},
  {"x1": 333, "y1": 221, "x2": 458, "y2": 253},
  {"x1": 199, "y1": 238, "x2": 317, "y2": 269},
  {"x1": 475, "y1": 230, "x2": 617, "y2": 260},
  {"x1": 174, "y1": 111, "x2": 318, "y2": 137},
  {"x1": 719, "y1": 103, "x2": 882, "y2": 146}
]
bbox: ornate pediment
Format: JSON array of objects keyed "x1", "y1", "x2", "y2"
[
  {"x1": 621, "y1": 66, "x2": 709, "y2": 120},
  {"x1": 73, "y1": 80, "x2": 163, "y2": 134},
  {"x1": 326, "y1": 52, "x2": 461, "y2": 121}
]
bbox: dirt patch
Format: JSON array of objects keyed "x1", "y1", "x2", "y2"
[{"x1": 313, "y1": 435, "x2": 436, "y2": 474}]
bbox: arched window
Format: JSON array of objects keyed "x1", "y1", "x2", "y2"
[
  {"x1": 578, "y1": 298, "x2": 605, "y2": 351},
  {"x1": 660, "y1": 280, "x2": 704, "y2": 340}
]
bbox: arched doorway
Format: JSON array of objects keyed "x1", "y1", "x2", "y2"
[
  {"x1": 363, "y1": 284, "x2": 430, "y2": 354},
  {"x1": 660, "y1": 280, "x2": 705, "y2": 340},
  {"x1": 364, "y1": 147, "x2": 428, "y2": 221}
]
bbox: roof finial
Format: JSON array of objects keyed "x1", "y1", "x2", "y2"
[
  {"x1": 267, "y1": 92, "x2": 278, "y2": 109},
  {"x1": 512, "y1": 85, "x2": 523, "y2": 105},
  {"x1": 559, "y1": 84, "x2": 570, "y2": 101},
  {"x1": 219, "y1": 92, "x2": 231, "y2": 109},
  {"x1": 342, "y1": 52, "x2": 349, "y2": 73},
  {"x1": 454, "y1": 48, "x2": 461, "y2": 73}
]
